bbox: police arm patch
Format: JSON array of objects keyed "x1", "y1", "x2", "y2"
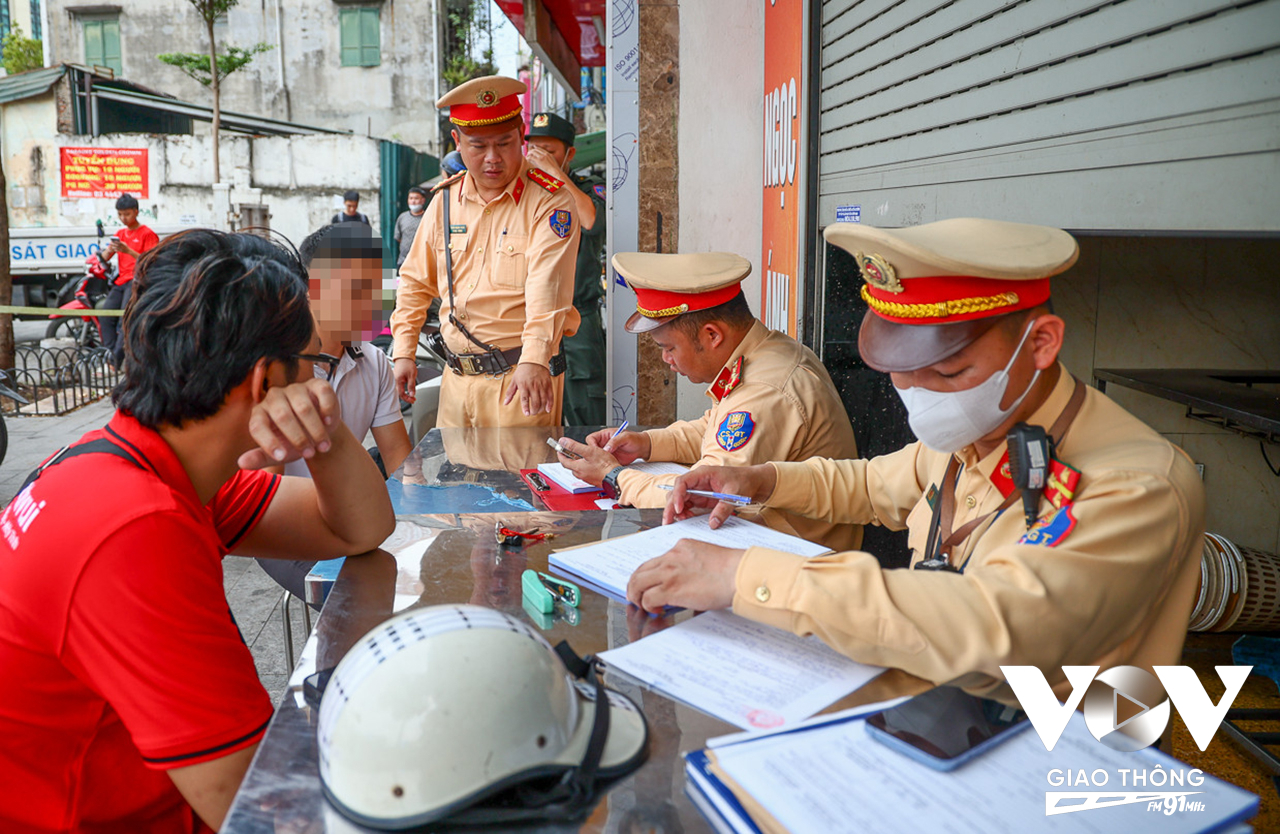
[
  {"x1": 593, "y1": 183, "x2": 606, "y2": 199},
  {"x1": 1018, "y1": 505, "x2": 1077, "y2": 547},
  {"x1": 716, "y1": 411, "x2": 755, "y2": 452},
  {"x1": 549, "y1": 209, "x2": 572, "y2": 239}
]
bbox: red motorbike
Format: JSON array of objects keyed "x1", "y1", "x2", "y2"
[{"x1": 47, "y1": 251, "x2": 115, "y2": 349}]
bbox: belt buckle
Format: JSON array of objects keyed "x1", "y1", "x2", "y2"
[{"x1": 459, "y1": 354, "x2": 483, "y2": 375}]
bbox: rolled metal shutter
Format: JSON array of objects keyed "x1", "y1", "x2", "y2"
[{"x1": 817, "y1": 0, "x2": 1280, "y2": 231}]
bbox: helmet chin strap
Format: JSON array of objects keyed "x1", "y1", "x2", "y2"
[{"x1": 446, "y1": 642, "x2": 623, "y2": 825}]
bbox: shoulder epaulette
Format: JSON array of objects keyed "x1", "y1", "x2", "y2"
[
  {"x1": 430, "y1": 171, "x2": 466, "y2": 193},
  {"x1": 527, "y1": 167, "x2": 565, "y2": 194}
]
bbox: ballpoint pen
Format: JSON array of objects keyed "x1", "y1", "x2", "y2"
[
  {"x1": 657, "y1": 484, "x2": 752, "y2": 505},
  {"x1": 605, "y1": 420, "x2": 629, "y2": 448}
]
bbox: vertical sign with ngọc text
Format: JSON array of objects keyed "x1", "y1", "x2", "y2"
[{"x1": 761, "y1": 0, "x2": 804, "y2": 337}]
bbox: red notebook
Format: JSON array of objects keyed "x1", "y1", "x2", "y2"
[{"x1": 519, "y1": 469, "x2": 619, "y2": 512}]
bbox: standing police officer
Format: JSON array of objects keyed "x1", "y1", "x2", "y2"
[
  {"x1": 524, "y1": 112, "x2": 608, "y2": 425},
  {"x1": 391, "y1": 76, "x2": 580, "y2": 427},
  {"x1": 629, "y1": 218, "x2": 1205, "y2": 705}
]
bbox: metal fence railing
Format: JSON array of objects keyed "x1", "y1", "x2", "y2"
[{"x1": 1, "y1": 344, "x2": 120, "y2": 417}]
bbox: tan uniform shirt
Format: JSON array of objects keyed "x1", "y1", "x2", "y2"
[
  {"x1": 618, "y1": 321, "x2": 862, "y2": 552},
  {"x1": 391, "y1": 161, "x2": 581, "y2": 368},
  {"x1": 733, "y1": 368, "x2": 1205, "y2": 703}
]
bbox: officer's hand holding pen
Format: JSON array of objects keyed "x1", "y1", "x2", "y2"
[
  {"x1": 585, "y1": 426, "x2": 650, "y2": 464},
  {"x1": 662, "y1": 463, "x2": 779, "y2": 527}
]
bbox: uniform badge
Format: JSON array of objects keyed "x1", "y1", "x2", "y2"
[
  {"x1": 549, "y1": 209, "x2": 572, "y2": 239},
  {"x1": 477, "y1": 88, "x2": 498, "y2": 107},
  {"x1": 533, "y1": 113, "x2": 549, "y2": 127},
  {"x1": 855, "y1": 252, "x2": 904, "y2": 294},
  {"x1": 1018, "y1": 505, "x2": 1077, "y2": 547},
  {"x1": 925, "y1": 484, "x2": 939, "y2": 510},
  {"x1": 708, "y1": 356, "x2": 744, "y2": 401},
  {"x1": 593, "y1": 183, "x2": 606, "y2": 199},
  {"x1": 528, "y1": 168, "x2": 565, "y2": 193},
  {"x1": 448, "y1": 224, "x2": 467, "y2": 234},
  {"x1": 716, "y1": 411, "x2": 755, "y2": 452}
]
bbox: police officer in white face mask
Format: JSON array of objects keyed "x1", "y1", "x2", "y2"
[{"x1": 625, "y1": 218, "x2": 1206, "y2": 705}]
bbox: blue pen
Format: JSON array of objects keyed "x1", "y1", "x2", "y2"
[
  {"x1": 657, "y1": 484, "x2": 752, "y2": 505},
  {"x1": 605, "y1": 420, "x2": 629, "y2": 448}
]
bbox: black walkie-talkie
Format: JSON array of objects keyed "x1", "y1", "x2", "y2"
[{"x1": 1006, "y1": 423, "x2": 1051, "y2": 528}]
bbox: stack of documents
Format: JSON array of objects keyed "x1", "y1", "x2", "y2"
[
  {"x1": 599, "y1": 610, "x2": 884, "y2": 730},
  {"x1": 685, "y1": 712, "x2": 1259, "y2": 834},
  {"x1": 549, "y1": 514, "x2": 828, "y2": 600}
]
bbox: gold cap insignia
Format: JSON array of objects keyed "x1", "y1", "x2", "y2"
[
  {"x1": 533, "y1": 113, "x2": 549, "y2": 127},
  {"x1": 855, "y1": 252, "x2": 904, "y2": 294},
  {"x1": 476, "y1": 88, "x2": 499, "y2": 107}
]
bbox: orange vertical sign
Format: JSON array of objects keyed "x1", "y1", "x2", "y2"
[{"x1": 761, "y1": 0, "x2": 804, "y2": 336}]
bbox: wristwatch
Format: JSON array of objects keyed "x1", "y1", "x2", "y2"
[{"x1": 601, "y1": 466, "x2": 626, "y2": 500}]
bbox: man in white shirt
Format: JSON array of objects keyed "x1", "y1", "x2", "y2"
[{"x1": 258, "y1": 224, "x2": 412, "y2": 599}]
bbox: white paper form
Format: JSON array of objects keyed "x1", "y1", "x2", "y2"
[
  {"x1": 599, "y1": 610, "x2": 883, "y2": 730},
  {"x1": 537, "y1": 462, "x2": 599, "y2": 493},
  {"x1": 549, "y1": 514, "x2": 829, "y2": 599},
  {"x1": 626, "y1": 460, "x2": 690, "y2": 477},
  {"x1": 714, "y1": 713, "x2": 1258, "y2": 834}
]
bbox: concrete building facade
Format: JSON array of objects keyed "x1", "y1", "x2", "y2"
[{"x1": 40, "y1": 0, "x2": 442, "y2": 151}]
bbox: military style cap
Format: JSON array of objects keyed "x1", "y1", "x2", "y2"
[
  {"x1": 824, "y1": 218, "x2": 1078, "y2": 373},
  {"x1": 525, "y1": 112, "x2": 577, "y2": 148},
  {"x1": 436, "y1": 75, "x2": 526, "y2": 128},
  {"x1": 612, "y1": 251, "x2": 752, "y2": 334}
]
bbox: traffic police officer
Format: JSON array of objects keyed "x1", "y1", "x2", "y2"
[
  {"x1": 628, "y1": 218, "x2": 1205, "y2": 704},
  {"x1": 391, "y1": 76, "x2": 581, "y2": 427},
  {"x1": 554, "y1": 251, "x2": 862, "y2": 552},
  {"x1": 523, "y1": 112, "x2": 608, "y2": 425}
]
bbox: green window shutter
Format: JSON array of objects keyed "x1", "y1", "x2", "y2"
[
  {"x1": 102, "y1": 19, "x2": 121, "y2": 74},
  {"x1": 83, "y1": 18, "x2": 122, "y2": 74},
  {"x1": 359, "y1": 8, "x2": 380, "y2": 67},
  {"x1": 84, "y1": 19, "x2": 103, "y2": 67},
  {"x1": 339, "y1": 8, "x2": 360, "y2": 67}
]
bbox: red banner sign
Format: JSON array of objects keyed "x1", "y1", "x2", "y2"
[{"x1": 60, "y1": 147, "x2": 149, "y2": 199}]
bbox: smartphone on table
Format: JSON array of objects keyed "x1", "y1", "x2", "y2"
[{"x1": 864, "y1": 685, "x2": 1029, "y2": 771}]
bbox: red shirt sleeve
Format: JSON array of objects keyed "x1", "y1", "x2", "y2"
[
  {"x1": 61, "y1": 513, "x2": 273, "y2": 770},
  {"x1": 138, "y1": 227, "x2": 159, "y2": 255},
  {"x1": 211, "y1": 469, "x2": 281, "y2": 551}
]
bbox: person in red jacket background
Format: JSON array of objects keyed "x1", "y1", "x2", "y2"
[{"x1": 99, "y1": 192, "x2": 160, "y2": 366}]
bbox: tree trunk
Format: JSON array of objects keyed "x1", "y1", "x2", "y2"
[
  {"x1": 0, "y1": 134, "x2": 13, "y2": 373},
  {"x1": 208, "y1": 15, "x2": 221, "y2": 185}
]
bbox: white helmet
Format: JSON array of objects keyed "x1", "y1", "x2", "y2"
[{"x1": 318, "y1": 604, "x2": 648, "y2": 829}]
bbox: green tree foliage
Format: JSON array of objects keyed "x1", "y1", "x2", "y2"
[
  {"x1": 442, "y1": 0, "x2": 496, "y2": 88},
  {"x1": 2, "y1": 25, "x2": 44, "y2": 76},
  {"x1": 157, "y1": 43, "x2": 273, "y2": 87}
]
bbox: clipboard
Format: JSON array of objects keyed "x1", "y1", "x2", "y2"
[{"x1": 518, "y1": 469, "x2": 615, "y2": 512}]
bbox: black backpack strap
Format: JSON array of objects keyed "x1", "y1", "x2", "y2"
[{"x1": 20, "y1": 438, "x2": 144, "y2": 494}]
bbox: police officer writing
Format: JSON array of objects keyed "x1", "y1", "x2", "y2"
[
  {"x1": 631, "y1": 218, "x2": 1205, "y2": 704},
  {"x1": 390, "y1": 76, "x2": 581, "y2": 427},
  {"x1": 555, "y1": 252, "x2": 861, "y2": 552},
  {"x1": 524, "y1": 112, "x2": 609, "y2": 425}
]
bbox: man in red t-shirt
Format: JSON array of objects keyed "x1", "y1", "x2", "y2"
[
  {"x1": 0, "y1": 229, "x2": 395, "y2": 833},
  {"x1": 99, "y1": 192, "x2": 160, "y2": 366}
]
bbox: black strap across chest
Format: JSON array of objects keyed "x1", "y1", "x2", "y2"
[{"x1": 20, "y1": 436, "x2": 145, "y2": 495}]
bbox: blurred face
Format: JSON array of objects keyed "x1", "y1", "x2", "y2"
[
  {"x1": 117, "y1": 208, "x2": 138, "y2": 227},
  {"x1": 648, "y1": 322, "x2": 721, "y2": 385},
  {"x1": 309, "y1": 256, "x2": 380, "y2": 345},
  {"x1": 407, "y1": 193, "x2": 426, "y2": 213},
  {"x1": 525, "y1": 136, "x2": 572, "y2": 168},
  {"x1": 452, "y1": 123, "x2": 524, "y2": 191},
  {"x1": 343, "y1": 200, "x2": 360, "y2": 216}
]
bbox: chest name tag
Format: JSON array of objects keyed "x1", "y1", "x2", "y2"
[{"x1": 449, "y1": 224, "x2": 467, "y2": 235}]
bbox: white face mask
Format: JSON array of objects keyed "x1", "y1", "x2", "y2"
[
  {"x1": 408, "y1": 202, "x2": 425, "y2": 214},
  {"x1": 894, "y1": 319, "x2": 1041, "y2": 454}
]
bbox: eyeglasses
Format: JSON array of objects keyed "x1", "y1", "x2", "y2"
[{"x1": 291, "y1": 352, "x2": 342, "y2": 382}]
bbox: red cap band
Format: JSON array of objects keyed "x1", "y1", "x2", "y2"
[
  {"x1": 633, "y1": 283, "x2": 743, "y2": 320},
  {"x1": 863, "y1": 275, "x2": 1050, "y2": 324},
  {"x1": 449, "y1": 93, "x2": 523, "y2": 127}
]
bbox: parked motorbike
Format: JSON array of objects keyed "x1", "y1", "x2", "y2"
[
  {"x1": 0, "y1": 369, "x2": 30, "y2": 466},
  {"x1": 47, "y1": 251, "x2": 115, "y2": 348}
]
